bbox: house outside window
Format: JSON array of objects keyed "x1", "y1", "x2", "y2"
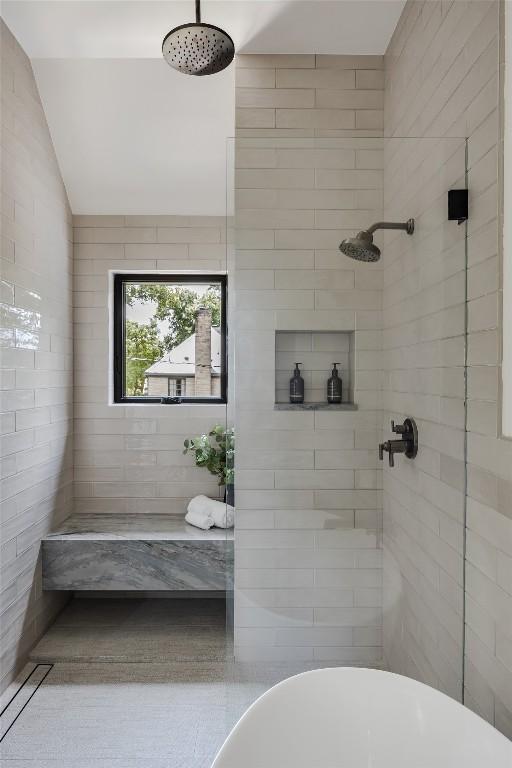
[
  {"x1": 113, "y1": 274, "x2": 227, "y2": 404},
  {"x1": 167, "y1": 379, "x2": 184, "y2": 397}
]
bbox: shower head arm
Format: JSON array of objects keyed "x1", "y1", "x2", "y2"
[
  {"x1": 366, "y1": 219, "x2": 415, "y2": 236},
  {"x1": 196, "y1": 0, "x2": 201, "y2": 22}
]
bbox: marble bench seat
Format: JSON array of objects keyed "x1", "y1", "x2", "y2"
[{"x1": 42, "y1": 513, "x2": 233, "y2": 592}]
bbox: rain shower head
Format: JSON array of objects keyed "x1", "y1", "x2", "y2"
[
  {"x1": 162, "y1": 0, "x2": 234, "y2": 76},
  {"x1": 339, "y1": 219, "x2": 415, "y2": 263}
]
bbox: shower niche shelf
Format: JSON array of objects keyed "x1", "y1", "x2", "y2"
[
  {"x1": 275, "y1": 330, "x2": 355, "y2": 408},
  {"x1": 274, "y1": 402, "x2": 358, "y2": 411}
]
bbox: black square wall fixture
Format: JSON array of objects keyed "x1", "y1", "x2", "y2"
[{"x1": 448, "y1": 189, "x2": 468, "y2": 224}]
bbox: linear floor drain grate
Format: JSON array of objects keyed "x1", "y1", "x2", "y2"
[{"x1": 0, "y1": 664, "x2": 53, "y2": 742}]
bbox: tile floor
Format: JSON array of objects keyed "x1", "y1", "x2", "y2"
[
  {"x1": 0, "y1": 598, "x2": 314, "y2": 767},
  {"x1": 30, "y1": 597, "x2": 228, "y2": 663}
]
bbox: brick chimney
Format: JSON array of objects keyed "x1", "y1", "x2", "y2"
[{"x1": 194, "y1": 307, "x2": 212, "y2": 396}]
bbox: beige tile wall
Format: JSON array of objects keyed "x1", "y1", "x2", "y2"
[
  {"x1": 73, "y1": 215, "x2": 227, "y2": 515},
  {"x1": 234, "y1": 54, "x2": 385, "y2": 662},
  {"x1": 0, "y1": 20, "x2": 72, "y2": 693},
  {"x1": 236, "y1": 54, "x2": 384, "y2": 137},
  {"x1": 381, "y1": 134, "x2": 468, "y2": 700},
  {"x1": 384, "y1": 0, "x2": 512, "y2": 736}
]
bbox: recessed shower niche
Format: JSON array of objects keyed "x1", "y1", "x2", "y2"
[{"x1": 274, "y1": 330, "x2": 356, "y2": 409}]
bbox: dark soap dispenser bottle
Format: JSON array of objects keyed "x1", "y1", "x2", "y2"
[
  {"x1": 289, "y1": 362, "x2": 304, "y2": 404},
  {"x1": 327, "y1": 363, "x2": 342, "y2": 404}
]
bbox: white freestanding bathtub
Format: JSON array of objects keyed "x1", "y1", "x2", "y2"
[{"x1": 212, "y1": 667, "x2": 512, "y2": 768}]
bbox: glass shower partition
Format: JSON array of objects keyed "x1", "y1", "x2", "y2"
[{"x1": 222, "y1": 134, "x2": 468, "y2": 745}]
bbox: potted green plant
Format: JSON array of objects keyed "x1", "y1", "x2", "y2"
[{"x1": 183, "y1": 425, "x2": 235, "y2": 505}]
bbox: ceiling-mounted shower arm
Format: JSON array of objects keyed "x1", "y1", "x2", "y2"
[
  {"x1": 196, "y1": 0, "x2": 201, "y2": 22},
  {"x1": 366, "y1": 219, "x2": 415, "y2": 236}
]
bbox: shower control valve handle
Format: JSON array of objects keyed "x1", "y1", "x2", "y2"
[
  {"x1": 379, "y1": 417, "x2": 418, "y2": 468},
  {"x1": 379, "y1": 440, "x2": 396, "y2": 467}
]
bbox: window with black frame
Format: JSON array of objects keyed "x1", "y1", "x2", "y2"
[{"x1": 113, "y1": 274, "x2": 227, "y2": 404}]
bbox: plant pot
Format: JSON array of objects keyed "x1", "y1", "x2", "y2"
[{"x1": 224, "y1": 484, "x2": 235, "y2": 507}]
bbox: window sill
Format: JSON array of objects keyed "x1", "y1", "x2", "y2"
[{"x1": 109, "y1": 400, "x2": 227, "y2": 407}]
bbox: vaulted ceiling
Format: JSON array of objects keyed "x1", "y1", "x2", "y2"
[{"x1": 1, "y1": 1, "x2": 405, "y2": 214}]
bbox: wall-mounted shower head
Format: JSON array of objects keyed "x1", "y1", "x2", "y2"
[
  {"x1": 339, "y1": 219, "x2": 415, "y2": 262},
  {"x1": 339, "y1": 230, "x2": 381, "y2": 262}
]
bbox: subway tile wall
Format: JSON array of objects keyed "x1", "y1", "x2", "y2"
[
  {"x1": 236, "y1": 54, "x2": 384, "y2": 137},
  {"x1": 73, "y1": 216, "x2": 227, "y2": 515},
  {"x1": 384, "y1": 0, "x2": 512, "y2": 737},
  {"x1": 234, "y1": 54, "x2": 385, "y2": 662},
  {"x1": 0, "y1": 20, "x2": 72, "y2": 692},
  {"x1": 381, "y1": 134, "x2": 468, "y2": 702}
]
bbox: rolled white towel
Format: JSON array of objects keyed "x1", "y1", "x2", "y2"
[
  {"x1": 212, "y1": 502, "x2": 234, "y2": 529},
  {"x1": 187, "y1": 495, "x2": 234, "y2": 529},
  {"x1": 185, "y1": 504, "x2": 214, "y2": 530}
]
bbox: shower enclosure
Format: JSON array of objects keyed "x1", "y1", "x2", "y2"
[{"x1": 223, "y1": 134, "x2": 470, "y2": 718}]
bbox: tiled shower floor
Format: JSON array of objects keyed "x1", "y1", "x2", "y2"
[
  {"x1": 1, "y1": 661, "x2": 232, "y2": 767},
  {"x1": 0, "y1": 598, "x2": 314, "y2": 767}
]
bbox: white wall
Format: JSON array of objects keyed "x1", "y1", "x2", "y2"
[
  {"x1": 0, "y1": 20, "x2": 73, "y2": 693},
  {"x1": 31, "y1": 59, "x2": 235, "y2": 216},
  {"x1": 73, "y1": 215, "x2": 227, "y2": 515},
  {"x1": 233, "y1": 54, "x2": 385, "y2": 663},
  {"x1": 384, "y1": 0, "x2": 512, "y2": 738}
]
